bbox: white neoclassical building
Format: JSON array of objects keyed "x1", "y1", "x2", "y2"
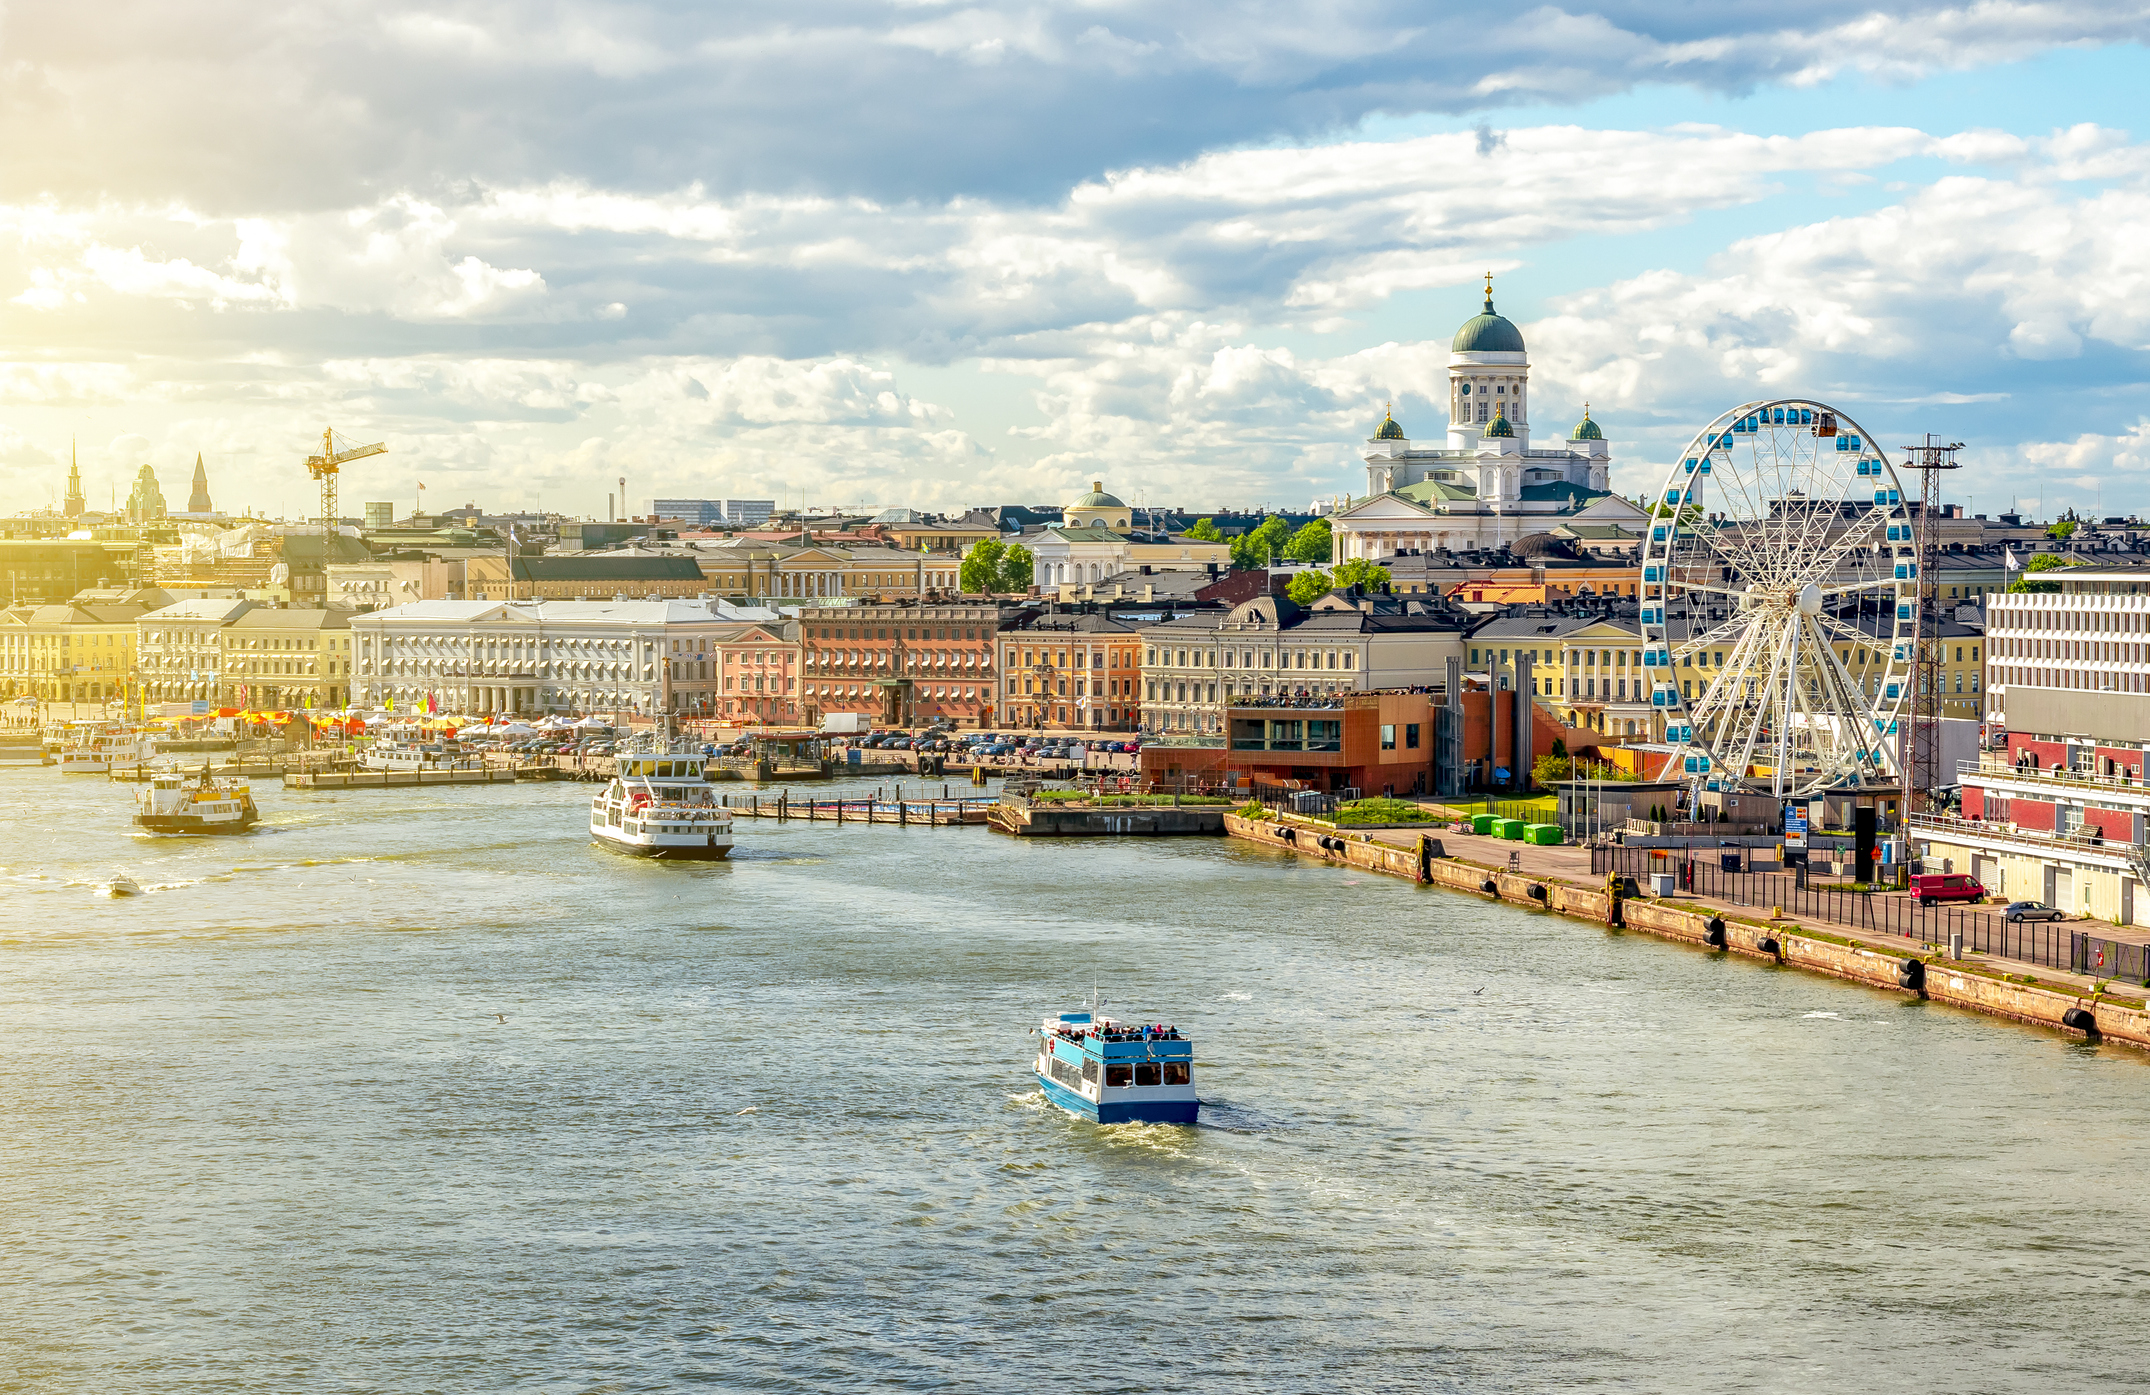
[
  {"x1": 1028, "y1": 481, "x2": 1229, "y2": 587},
  {"x1": 351, "y1": 597, "x2": 785, "y2": 716},
  {"x1": 1332, "y1": 279, "x2": 1627, "y2": 561}
]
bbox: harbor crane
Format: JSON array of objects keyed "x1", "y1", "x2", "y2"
[{"x1": 304, "y1": 429, "x2": 387, "y2": 545}]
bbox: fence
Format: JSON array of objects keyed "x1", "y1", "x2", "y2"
[
  {"x1": 2077, "y1": 935, "x2": 2150, "y2": 985},
  {"x1": 1247, "y1": 782, "x2": 1362, "y2": 815},
  {"x1": 1589, "y1": 845, "x2": 2082, "y2": 974}
]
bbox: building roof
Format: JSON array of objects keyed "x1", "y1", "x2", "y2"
[
  {"x1": 1483, "y1": 407, "x2": 1514, "y2": 439},
  {"x1": 1042, "y1": 526, "x2": 1128, "y2": 543},
  {"x1": 1375, "y1": 409, "x2": 1407, "y2": 441},
  {"x1": 1519, "y1": 480, "x2": 1609, "y2": 507},
  {"x1": 1572, "y1": 406, "x2": 1603, "y2": 441},
  {"x1": 143, "y1": 598, "x2": 258, "y2": 624},
  {"x1": 351, "y1": 598, "x2": 746, "y2": 625},
  {"x1": 225, "y1": 606, "x2": 355, "y2": 631},
  {"x1": 1070, "y1": 481, "x2": 1125, "y2": 508},
  {"x1": 509, "y1": 556, "x2": 704, "y2": 582}
]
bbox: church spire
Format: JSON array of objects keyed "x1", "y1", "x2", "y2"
[
  {"x1": 62, "y1": 437, "x2": 85, "y2": 518},
  {"x1": 187, "y1": 451, "x2": 213, "y2": 513}
]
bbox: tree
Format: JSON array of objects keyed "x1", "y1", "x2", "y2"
[
  {"x1": 960, "y1": 538, "x2": 1007, "y2": 593},
  {"x1": 999, "y1": 543, "x2": 1035, "y2": 591},
  {"x1": 1532, "y1": 753, "x2": 1573, "y2": 786},
  {"x1": 1185, "y1": 517, "x2": 1224, "y2": 542},
  {"x1": 1331, "y1": 557, "x2": 1392, "y2": 592},
  {"x1": 1230, "y1": 515, "x2": 1292, "y2": 569},
  {"x1": 1285, "y1": 568, "x2": 1332, "y2": 606},
  {"x1": 2008, "y1": 552, "x2": 2084, "y2": 594},
  {"x1": 1282, "y1": 518, "x2": 1332, "y2": 563}
]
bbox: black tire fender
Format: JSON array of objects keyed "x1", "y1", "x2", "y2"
[
  {"x1": 1526, "y1": 884, "x2": 1547, "y2": 901},
  {"x1": 1480, "y1": 878, "x2": 1498, "y2": 894},
  {"x1": 1704, "y1": 916, "x2": 1727, "y2": 948},
  {"x1": 2062, "y1": 1006, "x2": 2098, "y2": 1033},
  {"x1": 1898, "y1": 959, "x2": 1926, "y2": 991},
  {"x1": 1757, "y1": 936, "x2": 1780, "y2": 956}
]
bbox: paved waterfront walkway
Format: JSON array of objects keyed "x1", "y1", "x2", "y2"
[{"x1": 1351, "y1": 824, "x2": 2138, "y2": 1007}]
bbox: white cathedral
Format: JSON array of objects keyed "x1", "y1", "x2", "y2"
[{"x1": 1330, "y1": 278, "x2": 1642, "y2": 562}]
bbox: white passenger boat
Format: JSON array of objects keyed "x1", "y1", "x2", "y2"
[
  {"x1": 133, "y1": 768, "x2": 259, "y2": 835},
  {"x1": 59, "y1": 728, "x2": 151, "y2": 774},
  {"x1": 97, "y1": 872, "x2": 142, "y2": 897},
  {"x1": 590, "y1": 741, "x2": 733, "y2": 860},
  {"x1": 363, "y1": 739, "x2": 481, "y2": 773}
]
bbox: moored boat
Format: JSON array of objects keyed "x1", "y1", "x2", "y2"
[
  {"x1": 589, "y1": 740, "x2": 733, "y2": 860},
  {"x1": 59, "y1": 727, "x2": 151, "y2": 774},
  {"x1": 133, "y1": 767, "x2": 259, "y2": 835},
  {"x1": 1034, "y1": 1002, "x2": 1197, "y2": 1125}
]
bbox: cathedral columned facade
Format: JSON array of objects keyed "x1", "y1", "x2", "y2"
[{"x1": 1332, "y1": 279, "x2": 1633, "y2": 562}]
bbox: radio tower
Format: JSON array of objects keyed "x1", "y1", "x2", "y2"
[{"x1": 1898, "y1": 433, "x2": 1964, "y2": 818}]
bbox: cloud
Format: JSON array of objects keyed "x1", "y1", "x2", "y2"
[
  {"x1": 0, "y1": 0, "x2": 2141, "y2": 214},
  {"x1": 0, "y1": 101, "x2": 2147, "y2": 519}
]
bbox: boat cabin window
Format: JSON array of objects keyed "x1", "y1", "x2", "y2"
[
  {"x1": 1081, "y1": 1060, "x2": 1099, "y2": 1084},
  {"x1": 1162, "y1": 1063, "x2": 1190, "y2": 1086},
  {"x1": 1104, "y1": 1064, "x2": 1133, "y2": 1088},
  {"x1": 1133, "y1": 1063, "x2": 1160, "y2": 1087}
]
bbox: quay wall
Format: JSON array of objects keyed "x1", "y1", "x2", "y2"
[{"x1": 1220, "y1": 815, "x2": 2150, "y2": 1053}]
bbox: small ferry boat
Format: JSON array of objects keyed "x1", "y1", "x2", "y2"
[
  {"x1": 133, "y1": 768, "x2": 259, "y2": 835},
  {"x1": 362, "y1": 738, "x2": 481, "y2": 773},
  {"x1": 590, "y1": 741, "x2": 733, "y2": 860},
  {"x1": 1033, "y1": 1001, "x2": 1197, "y2": 1125},
  {"x1": 59, "y1": 727, "x2": 150, "y2": 774},
  {"x1": 97, "y1": 872, "x2": 142, "y2": 897}
]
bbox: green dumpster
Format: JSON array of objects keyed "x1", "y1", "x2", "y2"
[
  {"x1": 1494, "y1": 818, "x2": 1526, "y2": 840},
  {"x1": 1523, "y1": 823, "x2": 1563, "y2": 845},
  {"x1": 1470, "y1": 813, "x2": 1500, "y2": 835}
]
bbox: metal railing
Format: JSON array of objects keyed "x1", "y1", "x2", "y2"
[
  {"x1": 1908, "y1": 813, "x2": 2137, "y2": 863},
  {"x1": 1589, "y1": 845, "x2": 2081, "y2": 973},
  {"x1": 1961, "y1": 757, "x2": 2150, "y2": 797}
]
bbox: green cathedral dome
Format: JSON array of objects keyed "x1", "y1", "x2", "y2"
[
  {"x1": 1572, "y1": 404, "x2": 1603, "y2": 441},
  {"x1": 1375, "y1": 407, "x2": 1407, "y2": 440},
  {"x1": 1453, "y1": 279, "x2": 1526, "y2": 354},
  {"x1": 1483, "y1": 406, "x2": 1515, "y2": 439}
]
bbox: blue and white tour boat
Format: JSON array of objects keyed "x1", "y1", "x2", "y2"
[{"x1": 1033, "y1": 999, "x2": 1197, "y2": 1125}]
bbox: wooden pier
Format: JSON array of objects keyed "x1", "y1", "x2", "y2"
[
  {"x1": 720, "y1": 790, "x2": 992, "y2": 826},
  {"x1": 285, "y1": 767, "x2": 525, "y2": 790}
]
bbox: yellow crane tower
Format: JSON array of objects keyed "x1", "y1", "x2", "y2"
[{"x1": 304, "y1": 428, "x2": 387, "y2": 544}]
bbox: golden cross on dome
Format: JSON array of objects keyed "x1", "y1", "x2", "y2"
[{"x1": 1483, "y1": 270, "x2": 1493, "y2": 298}]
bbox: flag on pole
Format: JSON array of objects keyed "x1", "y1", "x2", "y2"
[{"x1": 2005, "y1": 548, "x2": 2021, "y2": 573}]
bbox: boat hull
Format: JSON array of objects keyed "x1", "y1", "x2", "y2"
[
  {"x1": 590, "y1": 833, "x2": 732, "y2": 861},
  {"x1": 1036, "y1": 1071, "x2": 1199, "y2": 1125},
  {"x1": 133, "y1": 812, "x2": 258, "y2": 835}
]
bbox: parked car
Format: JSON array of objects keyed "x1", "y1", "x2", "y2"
[
  {"x1": 1909, "y1": 872, "x2": 1986, "y2": 907},
  {"x1": 2004, "y1": 900, "x2": 2066, "y2": 923}
]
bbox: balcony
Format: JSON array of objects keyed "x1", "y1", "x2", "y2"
[
  {"x1": 1908, "y1": 813, "x2": 2142, "y2": 872},
  {"x1": 1959, "y1": 757, "x2": 2150, "y2": 807}
]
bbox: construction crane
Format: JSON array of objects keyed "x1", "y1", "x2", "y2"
[{"x1": 304, "y1": 428, "x2": 387, "y2": 544}]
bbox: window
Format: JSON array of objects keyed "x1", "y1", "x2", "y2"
[
  {"x1": 1381, "y1": 724, "x2": 1396, "y2": 750},
  {"x1": 1104, "y1": 1064, "x2": 1132, "y2": 1088},
  {"x1": 1162, "y1": 1062, "x2": 1191, "y2": 1086},
  {"x1": 1406, "y1": 723, "x2": 1420, "y2": 749},
  {"x1": 1133, "y1": 1063, "x2": 1161, "y2": 1087}
]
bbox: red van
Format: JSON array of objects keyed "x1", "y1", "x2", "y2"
[{"x1": 1910, "y1": 872, "x2": 1986, "y2": 906}]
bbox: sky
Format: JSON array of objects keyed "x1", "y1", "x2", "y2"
[{"x1": 0, "y1": 1, "x2": 2146, "y2": 524}]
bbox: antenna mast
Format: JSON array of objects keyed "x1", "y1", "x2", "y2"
[{"x1": 1898, "y1": 433, "x2": 1964, "y2": 822}]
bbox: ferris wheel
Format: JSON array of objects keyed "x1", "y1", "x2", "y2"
[{"x1": 1637, "y1": 399, "x2": 1916, "y2": 799}]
